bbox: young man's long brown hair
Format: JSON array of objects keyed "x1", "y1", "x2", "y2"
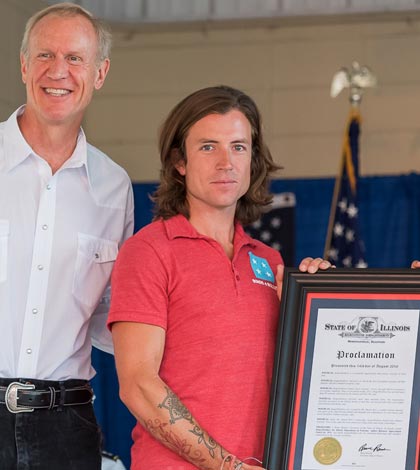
[{"x1": 152, "y1": 85, "x2": 281, "y2": 225}]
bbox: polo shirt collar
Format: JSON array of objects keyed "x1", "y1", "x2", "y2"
[
  {"x1": 164, "y1": 214, "x2": 256, "y2": 249},
  {"x1": 233, "y1": 221, "x2": 257, "y2": 249},
  {"x1": 164, "y1": 214, "x2": 202, "y2": 240}
]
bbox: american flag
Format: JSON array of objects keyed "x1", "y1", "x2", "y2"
[
  {"x1": 245, "y1": 192, "x2": 296, "y2": 267},
  {"x1": 324, "y1": 110, "x2": 367, "y2": 268}
]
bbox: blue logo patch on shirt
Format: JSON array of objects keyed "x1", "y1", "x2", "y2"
[{"x1": 248, "y1": 252, "x2": 274, "y2": 282}]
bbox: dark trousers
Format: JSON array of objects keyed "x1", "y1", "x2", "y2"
[{"x1": 0, "y1": 379, "x2": 102, "y2": 470}]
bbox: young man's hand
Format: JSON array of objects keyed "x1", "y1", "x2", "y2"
[{"x1": 276, "y1": 257, "x2": 333, "y2": 300}]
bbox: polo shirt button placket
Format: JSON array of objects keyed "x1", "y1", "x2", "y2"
[{"x1": 232, "y1": 264, "x2": 240, "y2": 283}]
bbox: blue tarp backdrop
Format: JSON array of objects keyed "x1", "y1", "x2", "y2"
[{"x1": 92, "y1": 173, "x2": 420, "y2": 467}]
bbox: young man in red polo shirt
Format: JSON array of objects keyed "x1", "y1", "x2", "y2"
[{"x1": 108, "y1": 86, "x2": 330, "y2": 470}]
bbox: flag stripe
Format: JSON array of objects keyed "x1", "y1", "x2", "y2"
[{"x1": 324, "y1": 110, "x2": 367, "y2": 268}]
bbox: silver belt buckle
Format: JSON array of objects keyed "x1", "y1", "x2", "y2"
[{"x1": 5, "y1": 381, "x2": 35, "y2": 413}]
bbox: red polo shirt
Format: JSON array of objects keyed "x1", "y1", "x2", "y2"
[{"x1": 108, "y1": 215, "x2": 283, "y2": 470}]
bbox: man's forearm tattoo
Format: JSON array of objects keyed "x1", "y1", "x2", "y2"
[
  {"x1": 145, "y1": 418, "x2": 210, "y2": 469},
  {"x1": 158, "y1": 387, "x2": 193, "y2": 424},
  {"x1": 156, "y1": 387, "x2": 221, "y2": 463},
  {"x1": 190, "y1": 425, "x2": 218, "y2": 458}
]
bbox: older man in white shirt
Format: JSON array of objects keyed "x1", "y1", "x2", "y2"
[{"x1": 0, "y1": 3, "x2": 133, "y2": 469}]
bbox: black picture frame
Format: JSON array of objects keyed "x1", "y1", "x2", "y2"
[{"x1": 263, "y1": 268, "x2": 420, "y2": 470}]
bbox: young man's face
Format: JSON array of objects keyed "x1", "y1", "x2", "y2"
[
  {"x1": 177, "y1": 109, "x2": 252, "y2": 218},
  {"x1": 21, "y1": 13, "x2": 109, "y2": 127}
]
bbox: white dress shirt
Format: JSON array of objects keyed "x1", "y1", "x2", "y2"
[{"x1": 0, "y1": 107, "x2": 134, "y2": 380}]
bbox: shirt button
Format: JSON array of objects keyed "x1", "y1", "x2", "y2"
[
  {"x1": 236, "y1": 275, "x2": 240, "y2": 281},
  {"x1": 94, "y1": 253, "x2": 100, "y2": 260},
  {"x1": 46, "y1": 184, "x2": 52, "y2": 190},
  {"x1": 32, "y1": 308, "x2": 38, "y2": 314},
  {"x1": 42, "y1": 224, "x2": 48, "y2": 230},
  {"x1": 37, "y1": 264, "x2": 44, "y2": 271},
  {"x1": 26, "y1": 348, "x2": 32, "y2": 354}
]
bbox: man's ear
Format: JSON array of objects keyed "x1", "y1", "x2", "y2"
[
  {"x1": 94, "y1": 58, "x2": 110, "y2": 90},
  {"x1": 20, "y1": 53, "x2": 28, "y2": 84},
  {"x1": 172, "y1": 149, "x2": 186, "y2": 176}
]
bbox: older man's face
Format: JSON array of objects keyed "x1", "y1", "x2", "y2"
[{"x1": 21, "y1": 13, "x2": 109, "y2": 128}]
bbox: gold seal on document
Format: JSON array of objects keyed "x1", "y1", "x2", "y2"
[{"x1": 313, "y1": 437, "x2": 342, "y2": 465}]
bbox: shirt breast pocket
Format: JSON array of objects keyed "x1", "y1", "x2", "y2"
[
  {"x1": 72, "y1": 233, "x2": 119, "y2": 308},
  {"x1": 0, "y1": 220, "x2": 9, "y2": 284}
]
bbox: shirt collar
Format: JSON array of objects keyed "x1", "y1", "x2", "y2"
[
  {"x1": 164, "y1": 214, "x2": 202, "y2": 240},
  {"x1": 233, "y1": 221, "x2": 257, "y2": 249},
  {"x1": 63, "y1": 128, "x2": 88, "y2": 170},
  {"x1": 3, "y1": 106, "x2": 33, "y2": 172},
  {"x1": 164, "y1": 214, "x2": 256, "y2": 249},
  {"x1": 3, "y1": 106, "x2": 89, "y2": 184}
]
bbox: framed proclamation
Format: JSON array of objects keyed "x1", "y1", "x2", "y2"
[{"x1": 263, "y1": 268, "x2": 420, "y2": 470}]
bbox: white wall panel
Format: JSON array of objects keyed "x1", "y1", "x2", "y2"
[
  {"x1": 147, "y1": 0, "x2": 209, "y2": 21},
  {"x1": 125, "y1": 0, "x2": 144, "y2": 19},
  {"x1": 50, "y1": 0, "x2": 420, "y2": 23},
  {"x1": 213, "y1": 0, "x2": 279, "y2": 18},
  {"x1": 282, "y1": 0, "x2": 347, "y2": 14},
  {"x1": 352, "y1": 0, "x2": 418, "y2": 10}
]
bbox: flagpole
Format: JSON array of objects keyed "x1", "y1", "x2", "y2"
[
  {"x1": 325, "y1": 62, "x2": 376, "y2": 266},
  {"x1": 323, "y1": 145, "x2": 345, "y2": 259}
]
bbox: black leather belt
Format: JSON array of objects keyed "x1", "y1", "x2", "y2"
[{"x1": 0, "y1": 380, "x2": 93, "y2": 413}]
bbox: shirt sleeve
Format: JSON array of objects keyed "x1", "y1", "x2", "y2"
[
  {"x1": 89, "y1": 182, "x2": 135, "y2": 354},
  {"x1": 107, "y1": 234, "x2": 170, "y2": 331}
]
